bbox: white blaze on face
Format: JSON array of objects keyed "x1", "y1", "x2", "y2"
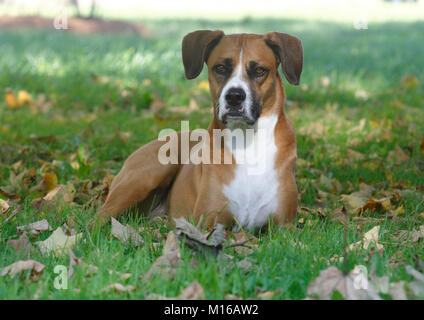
[{"x1": 218, "y1": 49, "x2": 254, "y2": 125}]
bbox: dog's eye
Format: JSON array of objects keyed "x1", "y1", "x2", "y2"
[
  {"x1": 214, "y1": 64, "x2": 226, "y2": 75},
  {"x1": 255, "y1": 67, "x2": 266, "y2": 76}
]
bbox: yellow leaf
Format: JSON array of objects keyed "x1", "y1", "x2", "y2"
[
  {"x1": 341, "y1": 183, "x2": 373, "y2": 210},
  {"x1": 5, "y1": 89, "x2": 18, "y2": 108},
  {"x1": 391, "y1": 206, "x2": 405, "y2": 216},
  {"x1": 43, "y1": 173, "x2": 58, "y2": 192},
  {"x1": 17, "y1": 90, "x2": 32, "y2": 106},
  {"x1": 402, "y1": 74, "x2": 419, "y2": 89},
  {"x1": 1, "y1": 125, "x2": 10, "y2": 134},
  {"x1": 197, "y1": 80, "x2": 209, "y2": 91},
  {"x1": 141, "y1": 79, "x2": 151, "y2": 86}
]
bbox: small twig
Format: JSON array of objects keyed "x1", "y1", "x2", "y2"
[
  {"x1": 3, "y1": 205, "x2": 22, "y2": 224},
  {"x1": 225, "y1": 239, "x2": 249, "y2": 249},
  {"x1": 232, "y1": 216, "x2": 251, "y2": 246},
  {"x1": 205, "y1": 226, "x2": 216, "y2": 241},
  {"x1": 342, "y1": 206, "x2": 349, "y2": 276}
]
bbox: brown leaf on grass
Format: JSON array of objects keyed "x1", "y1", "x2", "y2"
[
  {"x1": 405, "y1": 265, "x2": 424, "y2": 298},
  {"x1": 68, "y1": 249, "x2": 98, "y2": 278},
  {"x1": 1, "y1": 260, "x2": 44, "y2": 281},
  {"x1": 257, "y1": 290, "x2": 276, "y2": 300},
  {"x1": 402, "y1": 74, "x2": 419, "y2": 89},
  {"x1": 369, "y1": 266, "x2": 389, "y2": 295},
  {"x1": 411, "y1": 225, "x2": 424, "y2": 242},
  {"x1": 389, "y1": 281, "x2": 407, "y2": 300},
  {"x1": 420, "y1": 139, "x2": 424, "y2": 155},
  {"x1": 362, "y1": 197, "x2": 392, "y2": 213},
  {"x1": 341, "y1": 183, "x2": 374, "y2": 210},
  {"x1": 174, "y1": 217, "x2": 226, "y2": 256},
  {"x1": 111, "y1": 217, "x2": 143, "y2": 247},
  {"x1": 36, "y1": 227, "x2": 83, "y2": 257},
  {"x1": 349, "y1": 226, "x2": 383, "y2": 251},
  {"x1": 3, "y1": 167, "x2": 37, "y2": 194},
  {"x1": 7, "y1": 232, "x2": 33, "y2": 254},
  {"x1": 231, "y1": 231, "x2": 257, "y2": 243},
  {"x1": 17, "y1": 219, "x2": 52, "y2": 236},
  {"x1": 331, "y1": 206, "x2": 348, "y2": 226},
  {"x1": 347, "y1": 149, "x2": 365, "y2": 160},
  {"x1": 236, "y1": 257, "x2": 255, "y2": 273},
  {"x1": 178, "y1": 281, "x2": 205, "y2": 299},
  {"x1": 395, "y1": 226, "x2": 424, "y2": 244},
  {"x1": 234, "y1": 245, "x2": 257, "y2": 256},
  {"x1": 43, "y1": 183, "x2": 76, "y2": 204},
  {"x1": 62, "y1": 222, "x2": 76, "y2": 236},
  {"x1": 68, "y1": 249, "x2": 83, "y2": 278},
  {"x1": 146, "y1": 281, "x2": 205, "y2": 300},
  {"x1": 307, "y1": 266, "x2": 381, "y2": 300},
  {"x1": 0, "y1": 198, "x2": 10, "y2": 214},
  {"x1": 386, "y1": 144, "x2": 409, "y2": 164},
  {"x1": 108, "y1": 270, "x2": 132, "y2": 281},
  {"x1": 225, "y1": 294, "x2": 243, "y2": 300},
  {"x1": 102, "y1": 283, "x2": 137, "y2": 293},
  {"x1": 29, "y1": 172, "x2": 58, "y2": 194},
  {"x1": 143, "y1": 231, "x2": 180, "y2": 281}
]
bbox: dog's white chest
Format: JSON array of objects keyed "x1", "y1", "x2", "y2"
[{"x1": 222, "y1": 115, "x2": 279, "y2": 230}]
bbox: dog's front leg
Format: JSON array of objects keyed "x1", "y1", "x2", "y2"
[{"x1": 90, "y1": 139, "x2": 180, "y2": 229}]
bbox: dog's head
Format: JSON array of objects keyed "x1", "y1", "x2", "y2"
[{"x1": 182, "y1": 30, "x2": 303, "y2": 127}]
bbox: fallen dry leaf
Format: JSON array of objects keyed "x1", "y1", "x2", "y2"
[
  {"x1": 236, "y1": 257, "x2": 255, "y2": 273},
  {"x1": 386, "y1": 144, "x2": 409, "y2": 164},
  {"x1": 17, "y1": 219, "x2": 52, "y2": 236},
  {"x1": 5, "y1": 89, "x2": 18, "y2": 108},
  {"x1": 341, "y1": 183, "x2": 374, "y2": 211},
  {"x1": 29, "y1": 173, "x2": 58, "y2": 194},
  {"x1": 349, "y1": 226, "x2": 383, "y2": 251},
  {"x1": 258, "y1": 290, "x2": 276, "y2": 300},
  {"x1": 43, "y1": 183, "x2": 75, "y2": 205},
  {"x1": 17, "y1": 90, "x2": 32, "y2": 106},
  {"x1": 178, "y1": 281, "x2": 205, "y2": 300},
  {"x1": 36, "y1": 227, "x2": 82, "y2": 256},
  {"x1": 108, "y1": 270, "x2": 132, "y2": 281},
  {"x1": 405, "y1": 265, "x2": 424, "y2": 298},
  {"x1": 389, "y1": 281, "x2": 407, "y2": 300},
  {"x1": 68, "y1": 249, "x2": 98, "y2": 278},
  {"x1": 0, "y1": 198, "x2": 9, "y2": 214},
  {"x1": 7, "y1": 232, "x2": 33, "y2": 254},
  {"x1": 102, "y1": 283, "x2": 137, "y2": 293},
  {"x1": 1, "y1": 260, "x2": 44, "y2": 281},
  {"x1": 143, "y1": 231, "x2": 180, "y2": 281},
  {"x1": 307, "y1": 266, "x2": 381, "y2": 300},
  {"x1": 174, "y1": 217, "x2": 226, "y2": 256},
  {"x1": 146, "y1": 281, "x2": 205, "y2": 300},
  {"x1": 111, "y1": 217, "x2": 143, "y2": 247}
]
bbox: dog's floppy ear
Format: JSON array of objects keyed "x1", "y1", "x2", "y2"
[
  {"x1": 264, "y1": 32, "x2": 303, "y2": 85},
  {"x1": 182, "y1": 30, "x2": 224, "y2": 79}
]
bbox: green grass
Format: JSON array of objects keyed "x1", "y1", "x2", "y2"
[{"x1": 0, "y1": 16, "x2": 423, "y2": 300}]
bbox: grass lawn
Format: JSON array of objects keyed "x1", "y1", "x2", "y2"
[{"x1": 0, "y1": 14, "x2": 423, "y2": 300}]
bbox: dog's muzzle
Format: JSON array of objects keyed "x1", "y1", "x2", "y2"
[{"x1": 221, "y1": 87, "x2": 255, "y2": 125}]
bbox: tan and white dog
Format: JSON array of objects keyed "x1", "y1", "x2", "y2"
[{"x1": 92, "y1": 30, "x2": 303, "y2": 232}]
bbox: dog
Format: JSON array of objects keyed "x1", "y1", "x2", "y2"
[{"x1": 91, "y1": 30, "x2": 303, "y2": 232}]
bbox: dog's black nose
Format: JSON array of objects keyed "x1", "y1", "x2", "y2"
[{"x1": 225, "y1": 88, "x2": 246, "y2": 107}]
